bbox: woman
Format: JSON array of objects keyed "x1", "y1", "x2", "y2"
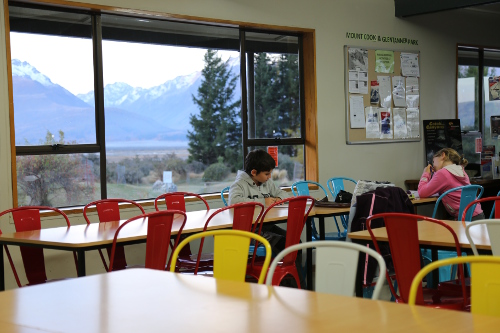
[{"x1": 418, "y1": 148, "x2": 484, "y2": 221}]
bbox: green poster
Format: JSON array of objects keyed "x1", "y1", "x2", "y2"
[{"x1": 375, "y1": 50, "x2": 394, "y2": 73}]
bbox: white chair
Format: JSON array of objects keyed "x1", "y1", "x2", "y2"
[
  {"x1": 265, "y1": 241, "x2": 386, "y2": 300},
  {"x1": 465, "y1": 219, "x2": 500, "y2": 256}
]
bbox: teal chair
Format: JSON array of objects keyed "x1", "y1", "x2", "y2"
[
  {"x1": 429, "y1": 184, "x2": 484, "y2": 283},
  {"x1": 291, "y1": 180, "x2": 346, "y2": 241},
  {"x1": 326, "y1": 177, "x2": 357, "y2": 233},
  {"x1": 221, "y1": 186, "x2": 230, "y2": 206},
  {"x1": 220, "y1": 186, "x2": 266, "y2": 257}
]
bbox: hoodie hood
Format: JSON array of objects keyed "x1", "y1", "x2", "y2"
[
  {"x1": 443, "y1": 164, "x2": 465, "y2": 178},
  {"x1": 235, "y1": 170, "x2": 255, "y2": 186}
]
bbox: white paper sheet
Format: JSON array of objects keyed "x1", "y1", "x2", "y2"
[
  {"x1": 349, "y1": 80, "x2": 359, "y2": 93},
  {"x1": 406, "y1": 77, "x2": 419, "y2": 108},
  {"x1": 349, "y1": 95, "x2": 365, "y2": 128},
  {"x1": 406, "y1": 108, "x2": 420, "y2": 138},
  {"x1": 400, "y1": 53, "x2": 420, "y2": 77},
  {"x1": 378, "y1": 76, "x2": 392, "y2": 108},
  {"x1": 392, "y1": 76, "x2": 406, "y2": 107},
  {"x1": 365, "y1": 106, "x2": 380, "y2": 138},
  {"x1": 359, "y1": 80, "x2": 368, "y2": 94},
  {"x1": 393, "y1": 108, "x2": 407, "y2": 139},
  {"x1": 348, "y1": 48, "x2": 368, "y2": 71}
]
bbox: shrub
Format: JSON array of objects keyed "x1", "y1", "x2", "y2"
[
  {"x1": 203, "y1": 158, "x2": 230, "y2": 182},
  {"x1": 277, "y1": 153, "x2": 294, "y2": 180}
]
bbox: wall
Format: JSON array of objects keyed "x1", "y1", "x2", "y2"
[{"x1": 0, "y1": 0, "x2": 498, "y2": 289}]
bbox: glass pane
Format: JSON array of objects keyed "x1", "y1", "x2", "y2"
[
  {"x1": 457, "y1": 65, "x2": 479, "y2": 132},
  {"x1": 246, "y1": 32, "x2": 301, "y2": 139},
  {"x1": 9, "y1": 6, "x2": 95, "y2": 146},
  {"x1": 248, "y1": 145, "x2": 304, "y2": 187},
  {"x1": 101, "y1": 15, "x2": 242, "y2": 198},
  {"x1": 16, "y1": 153, "x2": 100, "y2": 207}
]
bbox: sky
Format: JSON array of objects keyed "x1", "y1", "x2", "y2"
[{"x1": 10, "y1": 32, "x2": 238, "y2": 95}]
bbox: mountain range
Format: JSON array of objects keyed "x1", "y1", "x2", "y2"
[{"x1": 12, "y1": 58, "x2": 240, "y2": 146}]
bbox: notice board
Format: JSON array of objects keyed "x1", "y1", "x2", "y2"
[{"x1": 344, "y1": 46, "x2": 421, "y2": 144}]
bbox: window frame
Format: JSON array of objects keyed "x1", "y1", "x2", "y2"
[{"x1": 7, "y1": 0, "x2": 318, "y2": 208}]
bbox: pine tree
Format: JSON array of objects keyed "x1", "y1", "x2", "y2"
[{"x1": 187, "y1": 50, "x2": 242, "y2": 171}]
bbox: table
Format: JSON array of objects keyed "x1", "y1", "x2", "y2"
[
  {"x1": 0, "y1": 207, "x2": 294, "y2": 291},
  {"x1": 0, "y1": 269, "x2": 498, "y2": 333},
  {"x1": 347, "y1": 220, "x2": 492, "y2": 296}
]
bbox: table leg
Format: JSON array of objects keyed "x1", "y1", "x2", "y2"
[
  {"x1": 77, "y1": 249, "x2": 86, "y2": 277},
  {"x1": 319, "y1": 217, "x2": 325, "y2": 240},
  {"x1": 306, "y1": 217, "x2": 313, "y2": 291},
  {"x1": 0, "y1": 245, "x2": 4, "y2": 291},
  {"x1": 431, "y1": 248, "x2": 439, "y2": 287}
]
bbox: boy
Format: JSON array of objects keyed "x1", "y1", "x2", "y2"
[
  {"x1": 229, "y1": 149, "x2": 288, "y2": 206},
  {"x1": 229, "y1": 149, "x2": 304, "y2": 287}
]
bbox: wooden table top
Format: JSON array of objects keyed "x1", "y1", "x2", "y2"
[
  {"x1": 348, "y1": 220, "x2": 492, "y2": 251},
  {"x1": 0, "y1": 207, "x2": 300, "y2": 249},
  {"x1": 0, "y1": 269, "x2": 498, "y2": 333}
]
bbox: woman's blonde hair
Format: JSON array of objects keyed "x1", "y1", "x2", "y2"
[{"x1": 434, "y1": 148, "x2": 468, "y2": 167}]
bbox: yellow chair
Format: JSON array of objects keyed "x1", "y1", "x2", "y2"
[
  {"x1": 409, "y1": 256, "x2": 500, "y2": 316},
  {"x1": 170, "y1": 230, "x2": 272, "y2": 284}
]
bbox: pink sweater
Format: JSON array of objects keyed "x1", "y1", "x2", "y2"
[{"x1": 418, "y1": 167, "x2": 483, "y2": 219}]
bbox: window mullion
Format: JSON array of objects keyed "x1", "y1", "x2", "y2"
[{"x1": 92, "y1": 14, "x2": 107, "y2": 199}]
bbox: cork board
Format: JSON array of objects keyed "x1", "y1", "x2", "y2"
[{"x1": 344, "y1": 45, "x2": 421, "y2": 144}]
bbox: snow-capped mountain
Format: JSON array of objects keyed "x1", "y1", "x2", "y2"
[
  {"x1": 11, "y1": 58, "x2": 240, "y2": 145},
  {"x1": 11, "y1": 59, "x2": 55, "y2": 87}
]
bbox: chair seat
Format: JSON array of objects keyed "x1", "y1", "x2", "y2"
[
  {"x1": 438, "y1": 277, "x2": 471, "y2": 296},
  {"x1": 175, "y1": 253, "x2": 214, "y2": 271},
  {"x1": 312, "y1": 231, "x2": 346, "y2": 241}
]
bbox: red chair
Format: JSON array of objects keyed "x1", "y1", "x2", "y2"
[
  {"x1": 462, "y1": 196, "x2": 500, "y2": 224},
  {"x1": 108, "y1": 210, "x2": 187, "y2": 271},
  {"x1": 0, "y1": 206, "x2": 78, "y2": 287},
  {"x1": 155, "y1": 192, "x2": 211, "y2": 270},
  {"x1": 366, "y1": 213, "x2": 467, "y2": 310},
  {"x1": 246, "y1": 196, "x2": 315, "y2": 288},
  {"x1": 188, "y1": 202, "x2": 265, "y2": 273},
  {"x1": 83, "y1": 199, "x2": 145, "y2": 271}
]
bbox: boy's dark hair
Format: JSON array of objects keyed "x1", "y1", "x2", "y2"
[{"x1": 244, "y1": 149, "x2": 276, "y2": 175}]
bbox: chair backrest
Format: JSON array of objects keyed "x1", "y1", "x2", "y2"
[
  {"x1": 291, "y1": 181, "x2": 328, "y2": 198},
  {"x1": 366, "y1": 212, "x2": 466, "y2": 306},
  {"x1": 193, "y1": 202, "x2": 265, "y2": 272},
  {"x1": 155, "y1": 192, "x2": 209, "y2": 212},
  {"x1": 326, "y1": 177, "x2": 357, "y2": 198},
  {"x1": 265, "y1": 241, "x2": 386, "y2": 299},
  {"x1": 221, "y1": 186, "x2": 230, "y2": 206},
  {"x1": 432, "y1": 185, "x2": 484, "y2": 221},
  {"x1": 109, "y1": 210, "x2": 187, "y2": 272},
  {"x1": 409, "y1": 256, "x2": 500, "y2": 317},
  {"x1": 170, "y1": 230, "x2": 272, "y2": 284},
  {"x1": 0, "y1": 206, "x2": 71, "y2": 286},
  {"x1": 83, "y1": 199, "x2": 145, "y2": 224},
  {"x1": 465, "y1": 219, "x2": 500, "y2": 256},
  {"x1": 256, "y1": 196, "x2": 315, "y2": 266},
  {"x1": 462, "y1": 195, "x2": 500, "y2": 222}
]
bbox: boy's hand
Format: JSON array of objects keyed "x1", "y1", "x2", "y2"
[{"x1": 265, "y1": 197, "x2": 280, "y2": 206}]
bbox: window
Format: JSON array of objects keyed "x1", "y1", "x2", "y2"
[
  {"x1": 457, "y1": 46, "x2": 500, "y2": 171},
  {"x1": 9, "y1": 3, "x2": 307, "y2": 207}
]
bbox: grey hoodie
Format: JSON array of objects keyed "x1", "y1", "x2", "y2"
[{"x1": 228, "y1": 170, "x2": 289, "y2": 205}]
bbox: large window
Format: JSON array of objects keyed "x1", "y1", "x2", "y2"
[
  {"x1": 9, "y1": 3, "x2": 306, "y2": 207},
  {"x1": 457, "y1": 46, "x2": 500, "y2": 171}
]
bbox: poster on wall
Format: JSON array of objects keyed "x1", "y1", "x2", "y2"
[
  {"x1": 348, "y1": 48, "x2": 368, "y2": 71},
  {"x1": 491, "y1": 115, "x2": 500, "y2": 139},
  {"x1": 489, "y1": 76, "x2": 500, "y2": 101},
  {"x1": 423, "y1": 119, "x2": 463, "y2": 165}
]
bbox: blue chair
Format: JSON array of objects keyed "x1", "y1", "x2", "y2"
[
  {"x1": 221, "y1": 185, "x2": 266, "y2": 257},
  {"x1": 291, "y1": 180, "x2": 345, "y2": 241},
  {"x1": 429, "y1": 184, "x2": 484, "y2": 282},
  {"x1": 326, "y1": 177, "x2": 357, "y2": 234},
  {"x1": 221, "y1": 186, "x2": 230, "y2": 207}
]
